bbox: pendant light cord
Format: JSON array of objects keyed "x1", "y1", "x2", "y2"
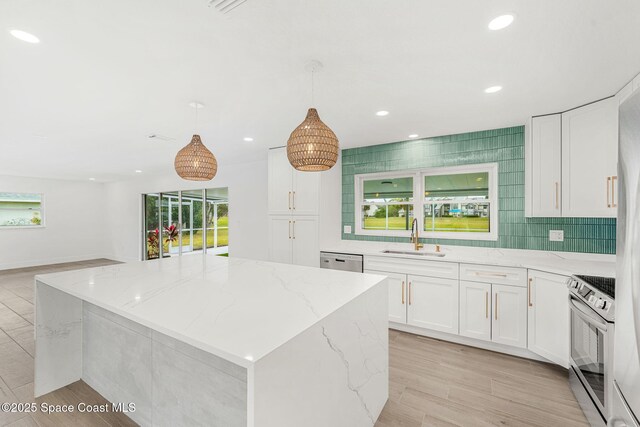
[
  {"x1": 195, "y1": 104, "x2": 199, "y2": 133},
  {"x1": 311, "y1": 68, "x2": 315, "y2": 107}
]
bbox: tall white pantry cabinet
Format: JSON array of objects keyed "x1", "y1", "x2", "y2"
[{"x1": 268, "y1": 147, "x2": 320, "y2": 267}]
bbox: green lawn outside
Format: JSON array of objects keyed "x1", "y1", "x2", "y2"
[
  {"x1": 364, "y1": 216, "x2": 489, "y2": 232},
  {"x1": 178, "y1": 227, "x2": 228, "y2": 250}
]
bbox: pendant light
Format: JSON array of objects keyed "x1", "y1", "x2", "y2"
[
  {"x1": 174, "y1": 102, "x2": 218, "y2": 181},
  {"x1": 287, "y1": 61, "x2": 339, "y2": 172}
]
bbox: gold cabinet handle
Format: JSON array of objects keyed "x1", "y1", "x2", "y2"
[
  {"x1": 485, "y1": 291, "x2": 489, "y2": 319},
  {"x1": 612, "y1": 176, "x2": 618, "y2": 208},
  {"x1": 288, "y1": 191, "x2": 292, "y2": 210},
  {"x1": 288, "y1": 220, "x2": 291, "y2": 239},
  {"x1": 292, "y1": 191, "x2": 296, "y2": 210},
  {"x1": 408, "y1": 282, "x2": 412, "y2": 305},
  {"x1": 528, "y1": 278, "x2": 533, "y2": 307},
  {"x1": 607, "y1": 177, "x2": 612, "y2": 208},
  {"x1": 495, "y1": 293, "x2": 498, "y2": 320},
  {"x1": 292, "y1": 220, "x2": 296, "y2": 239},
  {"x1": 401, "y1": 281, "x2": 405, "y2": 304},
  {"x1": 555, "y1": 182, "x2": 559, "y2": 209},
  {"x1": 474, "y1": 271, "x2": 508, "y2": 278}
]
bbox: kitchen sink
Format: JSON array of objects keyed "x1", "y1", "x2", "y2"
[{"x1": 381, "y1": 250, "x2": 445, "y2": 257}]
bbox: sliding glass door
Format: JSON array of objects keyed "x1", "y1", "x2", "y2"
[{"x1": 142, "y1": 187, "x2": 228, "y2": 260}]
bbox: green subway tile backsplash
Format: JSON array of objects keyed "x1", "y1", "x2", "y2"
[{"x1": 341, "y1": 125, "x2": 616, "y2": 254}]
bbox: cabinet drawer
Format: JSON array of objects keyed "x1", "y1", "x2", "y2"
[
  {"x1": 459, "y1": 263, "x2": 526, "y2": 287},
  {"x1": 364, "y1": 256, "x2": 458, "y2": 280}
]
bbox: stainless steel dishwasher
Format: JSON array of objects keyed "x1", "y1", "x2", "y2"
[{"x1": 319, "y1": 252, "x2": 363, "y2": 273}]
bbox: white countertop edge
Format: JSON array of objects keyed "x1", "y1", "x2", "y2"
[{"x1": 321, "y1": 241, "x2": 616, "y2": 278}]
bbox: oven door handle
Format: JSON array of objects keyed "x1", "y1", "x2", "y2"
[{"x1": 569, "y1": 298, "x2": 608, "y2": 332}]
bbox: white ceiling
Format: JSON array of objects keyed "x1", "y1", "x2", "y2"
[{"x1": 2, "y1": 0, "x2": 640, "y2": 182}]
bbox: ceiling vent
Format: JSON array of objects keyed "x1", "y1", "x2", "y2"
[
  {"x1": 148, "y1": 134, "x2": 176, "y2": 142},
  {"x1": 208, "y1": 0, "x2": 249, "y2": 14}
]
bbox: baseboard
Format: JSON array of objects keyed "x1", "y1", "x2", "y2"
[
  {"x1": 389, "y1": 322, "x2": 552, "y2": 364},
  {"x1": 0, "y1": 254, "x2": 113, "y2": 272}
]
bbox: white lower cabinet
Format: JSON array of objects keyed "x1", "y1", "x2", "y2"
[
  {"x1": 459, "y1": 281, "x2": 492, "y2": 341},
  {"x1": 366, "y1": 270, "x2": 406, "y2": 323},
  {"x1": 527, "y1": 270, "x2": 570, "y2": 368},
  {"x1": 492, "y1": 284, "x2": 528, "y2": 348},
  {"x1": 363, "y1": 258, "x2": 571, "y2": 366},
  {"x1": 460, "y1": 281, "x2": 527, "y2": 348},
  {"x1": 407, "y1": 275, "x2": 459, "y2": 334}
]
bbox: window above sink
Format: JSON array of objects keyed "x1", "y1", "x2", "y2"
[{"x1": 354, "y1": 163, "x2": 498, "y2": 241}]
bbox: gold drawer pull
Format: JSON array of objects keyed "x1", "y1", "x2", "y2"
[
  {"x1": 495, "y1": 294, "x2": 498, "y2": 320},
  {"x1": 474, "y1": 271, "x2": 508, "y2": 278},
  {"x1": 485, "y1": 291, "x2": 489, "y2": 318},
  {"x1": 401, "y1": 281, "x2": 405, "y2": 304},
  {"x1": 528, "y1": 278, "x2": 533, "y2": 307},
  {"x1": 408, "y1": 282, "x2": 412, "y2": 305},
  {"x1": 607, "y1": 177, "x2": 611, "y2": 208}
]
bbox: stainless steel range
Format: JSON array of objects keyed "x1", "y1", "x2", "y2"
[{"x1": 568, "y1": 275, "x2": 615, "y2": 427}]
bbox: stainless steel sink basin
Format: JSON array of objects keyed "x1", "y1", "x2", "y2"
[{"x1": 381, "y1": 250, "x2": 445, "y2": 257}]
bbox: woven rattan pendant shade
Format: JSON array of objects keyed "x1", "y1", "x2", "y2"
[
  {"x1": 174, "y1": 134, "x2": 217, "y2": 181},
  {"x1": 287, "y1": 108, "x2": 339, "y2": 171}
]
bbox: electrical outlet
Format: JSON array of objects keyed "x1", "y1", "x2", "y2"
[
  {"x1": 549, "y1": 230, "x2": 564, "y2": 242},
  {"x1": 343, "y1": 225, "x2": 352, "y2": 234}
]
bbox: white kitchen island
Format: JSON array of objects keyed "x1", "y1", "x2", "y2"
[{"x1": 34, "y1": 255, "x2": 388, "y2": 427}]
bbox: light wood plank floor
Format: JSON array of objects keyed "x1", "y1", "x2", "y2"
[{"x1": 0, "y1": 260, "x2": 588, "y2": 427}]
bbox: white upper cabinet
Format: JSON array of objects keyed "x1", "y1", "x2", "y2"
[
  {"x1": 268, "y1": 148, "x2": 294, "y2": 215},
  {"x1": 525, "y1": 96, "x2": 619, "y2": 218},
  {"x1": 292, "y1": 168, "x2": 320, "y2": 216},
  {"x1": 268, "y1": 147, "x2": 320, "y2": 216},
  {"x1": 561, "y1": 97, "x2": 618, "y2": 217},
  {"x1": 527, "y1": 270, "x2": 570, "y2": 368},
  {"x1": 525, "y1": 114, "x2": 562, "y2": 217}
]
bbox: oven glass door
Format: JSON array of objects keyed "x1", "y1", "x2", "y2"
[{"x1": 571, "y1": 299, "x2": 607, "y2": 410}]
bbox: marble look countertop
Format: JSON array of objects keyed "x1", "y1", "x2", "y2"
[
  {"x1": 35, "y1": 255, "x2": 386, "y2": 368},
  {"x1": 321, "y1": 241, "x2": 617, "y2": 278}
]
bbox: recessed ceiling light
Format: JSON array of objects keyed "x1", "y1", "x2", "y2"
[
  {"x1": 376, "y1": 111, "x2": 389, "y2": 117},
  {"x1": 484, "y1": 85, "x2": 503, "y2": 94},
  {"x1": 243, "y1": 137, "x2": 254, "y2": 142},
  {"x1": 408, "y1": 134, "x2": 419, "y2": 138},
  {"x1": 488, "y1": 14, "x2": 514, "y2": 31},
  {"x1": 89, "y1": 178, "x2": 96, "y2": 181},
  {"x1": 135, "y1": 170, "x2": 143, "y2": 174},
  {"x1": 9, "y1": 29, "x2": 40, "y2": 44}
]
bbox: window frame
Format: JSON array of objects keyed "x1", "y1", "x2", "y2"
[
  {"x1": 0, "y1": 193, "x2": 45, "y2": 229},
  {"x1": 354, "y1": 163, "x2": 498, "y2": 241}
]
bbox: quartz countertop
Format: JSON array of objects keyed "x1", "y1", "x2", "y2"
[
  {"x1": 35, "y1": 255, "x2": 386, "y2": 368},
  {"x1": 321, "y1": 241, "x2": 616, "y2": 278}
]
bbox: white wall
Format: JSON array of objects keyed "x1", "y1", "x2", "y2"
[
  {"x1": 0, "y1": 175, "x2": 108, "y2": 270},
  {"x1": 103, "y1": 160, "x2": 269, "y2": 262}
]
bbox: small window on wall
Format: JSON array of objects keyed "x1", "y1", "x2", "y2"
[
  {"x1": 358, "y1": 176, "x2": 415, "y2": 233},
  {"x1": 354, "y1": 164, "x2": 498, "y2": 240},
  {"x1": 0, "y1": 193, "x2": 44, "y2": 228},
  {"x1": 423, "y1": 169, "x2": 494, "y2": 238}
]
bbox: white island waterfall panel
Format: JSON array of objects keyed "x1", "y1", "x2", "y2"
[{"x1": 34, "y1": 255, "x2": 388, "y2": 427}]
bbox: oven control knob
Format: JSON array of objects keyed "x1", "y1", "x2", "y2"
[{"x1": 595, "y1": 299, "x2": 607, "y2": 310}]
